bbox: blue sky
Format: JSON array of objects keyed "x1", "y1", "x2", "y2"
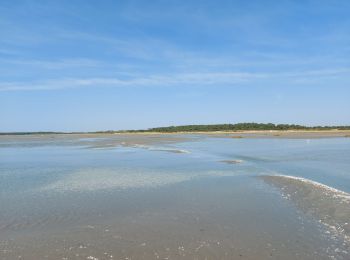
[{"x1": 1, "y1": 0, "x2": 350, "y2": 131}]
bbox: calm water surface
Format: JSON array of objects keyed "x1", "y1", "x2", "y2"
[{"x1": 0, "y1": 135, "x2": 349, "y2": 259}]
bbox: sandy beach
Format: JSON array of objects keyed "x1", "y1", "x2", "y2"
[{"x1": 1, "y1": 129, "x2": 350, "y2": 141}]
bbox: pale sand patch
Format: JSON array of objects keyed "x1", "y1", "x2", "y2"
[{"x1": 220, "y1": 160, "x2": 243, "y2": 164}]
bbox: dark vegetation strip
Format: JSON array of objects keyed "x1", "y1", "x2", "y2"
[{"x1": 2, "y1": 123, "x2": 350, "y2": 135}]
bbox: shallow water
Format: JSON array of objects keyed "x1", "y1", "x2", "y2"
[{"x1": 0, "y1": 135, "x2": 349, "y2": 259}]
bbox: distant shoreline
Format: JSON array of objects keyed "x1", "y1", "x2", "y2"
[
  {"x1": 0, "y1": 123, "x2": 350, "y2": 135},
  {"x1": 1, "y1": 122, "x2": 350, "y2": 137},
  {"x1": 116, "y1": 129, "x2": 350, "y2": 138},
  {"x1": 1, "y1": 129, "x2": 350, "y2": 139}
]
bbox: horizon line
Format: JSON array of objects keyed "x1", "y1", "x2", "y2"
[{"x1": 1, "y1": 122, "x2": 350, "y2": 135}]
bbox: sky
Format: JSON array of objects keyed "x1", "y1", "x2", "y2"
[{"x1": 0, "y1": 0, "x2": 350, "y2": 132}]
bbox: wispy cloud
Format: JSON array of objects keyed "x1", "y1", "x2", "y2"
[
  {"x1": 1, "y1": 67, "x2": 349, "y2": 92},
  {"x1": 1, "y1": 1, "x2": 349, "y2": 92},
  {"x1": 0, "y1": 58, "x2": 103, "y2": 69},
  {"x1": 0, "y1": 73, "x2": 256, "y2": 91}
]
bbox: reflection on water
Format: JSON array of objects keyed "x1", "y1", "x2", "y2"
[{"x1": 0, "y1": 135, "x2": 350, "y2": 259}]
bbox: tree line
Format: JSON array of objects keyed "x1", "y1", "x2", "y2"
[
  {"x1": 2, "y1": 123, "x2": 350, "y2": 135},
  {"x1": 130, "y1": 123, "x2": 350, "y2": 132}
]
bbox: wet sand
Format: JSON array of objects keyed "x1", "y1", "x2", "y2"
[
  {"x1": 1, "y1": 134, "x2": 350, "y2": 259},
  {"x1": 260, "y1": 175, "x2": 350, "y2": 245},
  {"x1": 0, "y1": 133, "x2": 193, "y2": 150},
  {"x1": 1, "y1": 177, "x2": 345, "y2": 260},
  {"x1": 1, "y1": 129, "x2": 350, "y2": 144},
  {"x1": 220, "y1": 159, "x2": 243, "y2": 164}
]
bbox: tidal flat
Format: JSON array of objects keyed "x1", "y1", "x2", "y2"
[{"x1": 0, "y1": 134, "x2": 350, "y2": 259}]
